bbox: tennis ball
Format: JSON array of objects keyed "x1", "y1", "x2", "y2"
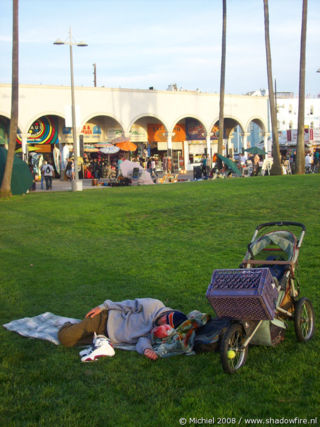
[{"x1": 227, "y1": 350, "x2": 236, "y2": 359}]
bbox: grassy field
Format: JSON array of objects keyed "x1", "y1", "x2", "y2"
[{"x1": 1, "y1": 175, "x2": 319, "y2": 426}]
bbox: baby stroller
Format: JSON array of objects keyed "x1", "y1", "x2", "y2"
[{"x1": 206, "y1": 221, "x2": 315, "y2": 374}]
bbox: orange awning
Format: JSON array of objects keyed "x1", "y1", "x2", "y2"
[{"x1": 116, "y1": 141, "x2": 137, "y2": 152}]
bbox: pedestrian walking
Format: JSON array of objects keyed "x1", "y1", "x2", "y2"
[{"x1": 43, "y1": 161, "x2": 55, "y2": 190}]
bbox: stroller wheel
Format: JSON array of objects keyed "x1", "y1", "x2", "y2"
[
  {"x1": 220, "y1": 323, "x2": 248, "y2": 374},
  {"x1": 294, "y1": 297, "x2": 315, "y2": 342}
]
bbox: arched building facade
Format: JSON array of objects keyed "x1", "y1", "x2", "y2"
[{"x1": 0, "y1": 84, "x2": 269, "y2": 171}]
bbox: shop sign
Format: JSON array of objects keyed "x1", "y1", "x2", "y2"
[
  {"x1": 286, "y1": 129, "x2": 310, "y2": 143},
  {"x1": 64, "y1": 123, "x2": 102, "y2": 143},
  {"x1": 157, "y1": 141, "x2": 183, "y2": 151},
  {"x1": 130, "y1": 124, "x2": 148, "y2": 142},
  {"x1": 173, "y1": 142, "x2": 182, "y2": 149},
  {"x1": 81, "y1": 124, "x2": 102, "y2": 136},
  {"x1": 157, "y1": 142, "x2": 167, "y2": 151},
  {"x1": 189, "y1": 144, "x2": 206, "y2": 154},
  {"x1": 31, "y1": 144, "x2": 52, "y2": 153},
  {"x1": 313, "y1": 128, "x2": 320, "y2": 142},
  {"x1": 107, "y1": 128, "x2": 123, "y2": 141}
]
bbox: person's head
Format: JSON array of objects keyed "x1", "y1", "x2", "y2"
[{"x1": 156, "y1": 310, "x2": 187, "y2": 329}]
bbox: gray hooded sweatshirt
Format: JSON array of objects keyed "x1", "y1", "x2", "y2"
[{"x1": 98, "y1": 298, "x2": 172, "y2": 355}]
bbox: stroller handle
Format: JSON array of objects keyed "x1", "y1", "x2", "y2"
[{"x1": 256, "y1": 221, "x2": 306, "y2": 232}]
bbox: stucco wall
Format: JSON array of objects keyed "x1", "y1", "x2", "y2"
[{"x1": 0, "y1": 84, "x2": 269, "y2": 136}]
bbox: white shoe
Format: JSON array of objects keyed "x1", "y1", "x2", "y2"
[{"x1": 81, "y1": 333, "x2": 115, "y2": 362}]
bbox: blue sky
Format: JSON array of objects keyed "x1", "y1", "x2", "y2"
[{"x1": 0, "y1": 0, "x2": 319, "y2": 96}]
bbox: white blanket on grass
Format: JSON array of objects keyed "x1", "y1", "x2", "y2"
[
  {"x1": 3, "y1": 312, "x2": 80, "y2": 345},
  {"x1": 3, "y1": 312, "x2": 136, "y2": 350}
]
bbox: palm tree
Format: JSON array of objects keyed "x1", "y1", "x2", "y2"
[
  {"x1": 0, "y1": 0, "x2": 19, "y2": 198},
  {"x1": 217, "y1": 0, "x2": 226, "y2": 158},
  {"x1": 295, "y1": 0, "x2": 308, "y2": 174},
  {"x1": 263, "y1": 0, "x2": 282, "y2": 175}
]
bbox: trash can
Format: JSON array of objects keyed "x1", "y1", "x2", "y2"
[{"x1": 193, "y1": 166, "x2": 202, "y2": 179}]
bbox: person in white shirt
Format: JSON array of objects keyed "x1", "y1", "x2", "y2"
[
  {"x1": 43, "y1": 161, "x2": 54, "y2": 190},
  {"x1": 305, "y1": 153, "x2": 312, "y2": 173},
  {"x1": 240, "y1": 154, "x2": 246, "y2": 166}
]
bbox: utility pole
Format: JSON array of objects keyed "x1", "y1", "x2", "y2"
[{"x1": 93, "y1": 63, "x2": 97, "y2": 87}]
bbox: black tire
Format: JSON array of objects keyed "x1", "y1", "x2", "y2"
[
  {"x1": 220, "y1": 323, "x2": 248, "y2": 374},
  {"x1": 294, "y1": 297, "x2": 315, "y2": 342}
]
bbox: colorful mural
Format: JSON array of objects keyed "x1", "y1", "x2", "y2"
[
  {"x1": 27, "y1": 116, "x2": 58, "y2": 144},
  {"x1": 185, "y1": 118, "x2": 206, "y2": 140},
  {"x1": 147, "y1": 124, "x2": 186, "y2": 142},
  {"x1": 185, "y1": 119, "x2": 221, "y2": 140},
  {"x1": 211, "y1": 124, "x2": 219, "y2": 139}
]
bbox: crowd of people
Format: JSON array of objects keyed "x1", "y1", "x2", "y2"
[
  {"x1": 304, "y1": 150, "x2": 320, "y2": 173},
  {"x1": 28, "y1": 148, "x2": 320, "y2": 189},
  {"x1": 195, "y1": 148, "x2": 320, "y2": 180},
  {"x1": 63, "y1": 153, "x2": 163, "y2": 182}
]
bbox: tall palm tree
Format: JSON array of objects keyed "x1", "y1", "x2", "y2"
[
  {"x1": 295, "y1": 0, "x2": 308, "y2": 174},
  {"x1": 217, "y1": 0, "x2": 226, "y2": 157},
  {"x1": 263, "y1": 0, "x2": 282, "y2": 175},
  {"x1": 0, "y1": 0, "x2": 19, "y2": 198}
]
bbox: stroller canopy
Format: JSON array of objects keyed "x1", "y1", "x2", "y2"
[{"x1": 247, "y1": 231, "x2": 297, "y2": 261}]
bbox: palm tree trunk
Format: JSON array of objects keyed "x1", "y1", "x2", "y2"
[
  {"x1": 263, "y1": 0, "x2": 282, "y2": 175},
  {"x1": 218, "y1": 0, "x2": 226, "y2": 157},
  {"x1": 296, "y1": 0, "x2": 308, "y2": 174},
  {"x1": 0, "y1": 0, "x2": 19, "y2": 198}
]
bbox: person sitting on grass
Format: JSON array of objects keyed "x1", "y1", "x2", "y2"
[{"x1": 58, "y1": 298, "x2": 187, "y2": 361}]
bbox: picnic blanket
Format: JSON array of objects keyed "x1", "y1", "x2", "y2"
[
  {"x1": 3, "y1": 312, "x2": 80, "y2": 345},
  {"x1": 2, "y1": 312, "x2": 136, "y2": 351}
]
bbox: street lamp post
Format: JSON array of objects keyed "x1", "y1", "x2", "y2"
[{"x1": 54, "y1": 28, "x2": 87, "y2": 192}]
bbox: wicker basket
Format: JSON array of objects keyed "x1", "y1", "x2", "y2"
[{"x1": 206, "y1": 268, "x2": 278, "y2": 320}]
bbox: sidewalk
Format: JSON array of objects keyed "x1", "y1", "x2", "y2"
[
  {"x1": 32, "y1": 172, "x2": 194, "y2": 193},
  {"x1": 33, "y1": 179, "x2": 109, "y2": 192}
]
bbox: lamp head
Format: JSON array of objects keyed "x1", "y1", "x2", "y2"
[{"x1": 53, "y1": 38, "x2": 65, "y2": 45}]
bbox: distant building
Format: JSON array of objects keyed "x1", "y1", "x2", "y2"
[
  {"x1": 276, "y1": 94, "x2": 320, "y2": 148},
  {"x1": 247, "y1": 89, "x2": 320, "y2": 150}
]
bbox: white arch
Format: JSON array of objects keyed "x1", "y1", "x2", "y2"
[
  {"x1": 24, "y1": 111, "x2": 65, "y2": 134},
  {"x1": 245, "y1": 116, "x2": 267, "y2": 134},
  {"x1": 128, "y1": 113, "x2": 168, "y2": 135},
  {"x1": 208, "y1": 116, "x2": 246, "y2": 141},
  {"x1": 170, "y1": 114, "x2": 206, "y2": 134},
  {"x1": 0, "y1": 113, "x2": 24, "y2": 137},
  {"x1": 0, "y1": 112, "x2": 10, "y2": 120},
  {"x1": 81, "y1": 112, "x2": 124, "y2": 131}
]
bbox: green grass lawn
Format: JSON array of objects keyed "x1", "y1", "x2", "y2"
[{"x1": 1, "y1": 175, "x2": 319, "y2": 426}]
